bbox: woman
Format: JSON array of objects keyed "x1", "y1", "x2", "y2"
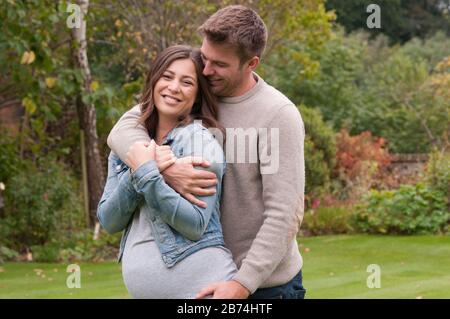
[{"x1": 97, "y1": 45, "x2": 237, "y2": 298}]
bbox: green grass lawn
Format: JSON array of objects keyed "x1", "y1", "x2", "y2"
[{"x1": 0, "y1": 235, "x2": 449, "y2": 298}]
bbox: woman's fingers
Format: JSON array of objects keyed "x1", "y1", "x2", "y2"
[
  {"x1": 157, "y1": 153, "x2": 176, "y2": 162},
  {"x1": 158, "y1": 157, "x2": 176, "y2": 172}
]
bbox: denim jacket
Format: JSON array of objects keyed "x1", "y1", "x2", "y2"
[{"x1": 97, "y1": 122, "x2": 226, "y2": 267}]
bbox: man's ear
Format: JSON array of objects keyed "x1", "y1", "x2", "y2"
[{"x1": 247, "y1": 56, "x2": 260, "y2": 71}]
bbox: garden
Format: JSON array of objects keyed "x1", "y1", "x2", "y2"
[{"x1": 0, "y1": 0, "x2": 449, "y2": 299}]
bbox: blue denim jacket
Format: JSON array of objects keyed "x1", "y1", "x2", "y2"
[{"x1": 97, "y1": 122, "x2": 226, "y2": 267}]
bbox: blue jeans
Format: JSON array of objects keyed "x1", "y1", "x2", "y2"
[{"x1": 249, "y1": 270, "x2": 306, "y2": 299}]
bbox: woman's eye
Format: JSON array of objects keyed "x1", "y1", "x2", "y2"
[
  {"x1": 162, "y1": 74, "x2": 172, "y2": 79},
  {"x1": 183, "y1": 81, "x2": 193, "y2": 86}
]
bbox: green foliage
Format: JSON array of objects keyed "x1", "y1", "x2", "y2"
[
  {"x1": 424, "y1": 149, "x2": 450, "y2": 203},
  {"x1": 274, "y1": 29, "x2": 449, "y2": 153},
  {"x1": 326, "y1": 0, "x2": 450, "y2": 43},
  {"x1": 299, "y1": 105, "x2": 336, "y2": 200},
  {"x1": 29, "y1": 229, "x2": 121, "y2": 263},
  {"x1": 302, "y1": 205, "x2": 355, "y2": 235},
  {"x1": 0, "y1": 130, "x2": 22, "y2": 183},
  {"x1": 0, "y1": 156, "x2": 84, "y2": 250},
  {"x1": 0, "y1": 246, "x2": 20, "y2": 264},
  {"x1": 354, "y1": 183, "x2": 449, "y2": 235}
]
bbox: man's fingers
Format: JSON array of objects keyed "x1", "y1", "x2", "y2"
[
  {"x1": 191, "y1": 187, "x2": 216, "y2": 197},
  {"x1": 196, "y1": 179, "x2": 218, "y2": 188},
  {"x1": 193, "y1": 170, "x2": 217, "y2": 180},
  {"x1": 184, "y1": 193, "x2": 207, "y2": 208},
  {"x1": 195, "y1": 284, "x2": 218, "y2": 299},
  {"x1": 178, "y1": 156, "x2": 210, "y2": 167}
]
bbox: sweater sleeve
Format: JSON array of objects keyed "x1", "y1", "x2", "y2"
[
  {"x1": 107, "y1": 104, "x2": 151, "y2": 161},
  {"x1": 232, "y1": 104, "x2": 305, "y2": 294}
]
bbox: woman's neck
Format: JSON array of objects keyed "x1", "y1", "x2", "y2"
[{"x1": 155, "y1": 115, "x2": 177, "y2": 145}]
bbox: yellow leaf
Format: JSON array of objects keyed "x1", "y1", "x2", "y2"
[
  {"x1": 22, "y1": 97, "x2": 37, "y2": 115},
  {"x1": 45, "y1": 77, "x2": 57, "y2": 88},
  {"x1": 90, "y1": 81, "x2": 99, "y2": 92},
  {"x1": 115, "y1": 19, "x2": 122, "y2": 28},
  {"x1": 28, "y1": 51, "x2": 35, "y2": 64},
  {"x1": 20, "y1": 51, "x2": 36, "y2": 64},
  {"x1": 20, "y1": 51, "x2": 29, "y2": 64}
]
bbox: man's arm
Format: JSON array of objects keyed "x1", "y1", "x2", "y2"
[
  {"x1": 108, "y1": 105, "x2": 218, "y2": 207},
  {"x1": 233, "y1": 104, "x2": 305, "y2": 294},
  {"x1": 107, "y1": 105, "x2": 151, "y2": 160}
]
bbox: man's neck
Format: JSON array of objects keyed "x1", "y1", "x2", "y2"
[{"x1": 230, "y1": 73, "x2": 257, "y2": 97}]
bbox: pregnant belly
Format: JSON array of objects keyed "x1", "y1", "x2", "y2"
[{"x1": 121, "y1": 241, "x2": 237, "y2": 299}]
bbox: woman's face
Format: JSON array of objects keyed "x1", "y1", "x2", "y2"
[{"x1": 154, "y1": 58, "x2": 198, "y2": 121}]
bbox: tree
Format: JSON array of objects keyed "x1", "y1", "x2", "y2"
[{"x1": 71, "y1": 0, "x2": 105, "y2": 227}]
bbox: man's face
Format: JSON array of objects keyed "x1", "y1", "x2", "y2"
[{"x1": 200, "y1": 38, "x2": 246, "y2": 97}]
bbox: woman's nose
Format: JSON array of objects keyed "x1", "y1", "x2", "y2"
[{"x1": 168, "y1": 81, "x2": 180, "y2": 93}]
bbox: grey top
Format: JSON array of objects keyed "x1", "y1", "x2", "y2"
[{"x1": 121, "y1": 206, "x2": 237, "y2": 299}]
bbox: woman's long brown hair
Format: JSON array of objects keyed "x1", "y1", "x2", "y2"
[{"x1": 139, "y1": 45, "x2": 223, "y2": 139}]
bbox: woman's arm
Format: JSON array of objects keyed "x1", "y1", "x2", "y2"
[
  {"x1": 97, "y1": 152, "x2": 141, "y2": 234},
  {"x1": 129, "y1": 128, "x2": 224, "y2": 241}
]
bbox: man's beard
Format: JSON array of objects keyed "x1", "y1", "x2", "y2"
[{"x1": 211, "y1": 75, "x2": 242, "y2": 98}]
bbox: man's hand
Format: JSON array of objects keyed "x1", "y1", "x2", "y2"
[
  {"x1": 162, "y1": 156, "x2": 218, "y2": 208},
  {"x1": 125, "y1": 140, "x2": 156, "y2": 171},
  {"x1": 195, "y1": 280, "x2": 251, "y2": 299}
]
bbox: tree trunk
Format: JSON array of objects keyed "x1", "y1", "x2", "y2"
[{"x1": 71, "y1": 0, "x2": 105, "y2": 227}]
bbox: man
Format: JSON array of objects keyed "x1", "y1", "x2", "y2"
[{"x1": 107, "y1": 5, "x2": 306, "y2": 299}]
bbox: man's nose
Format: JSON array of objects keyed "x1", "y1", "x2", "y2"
[{"x1": 203, "y1": 61, "x2": 214, "y2": 77}]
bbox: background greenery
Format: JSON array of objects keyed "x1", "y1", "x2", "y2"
[{"x1": 0, "y1": 0, "x2": 449, "y2": 298}]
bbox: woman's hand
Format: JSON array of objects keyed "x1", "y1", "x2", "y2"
[
  {"x1": 125, "y1": 140, "x2": 156, "y2": 172},
  {"x1": 155, "y1": 144, "x2": 177, "y2": 172}
]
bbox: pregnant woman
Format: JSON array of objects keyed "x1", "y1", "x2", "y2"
[{"x1": 97, "y1": 45, "x2": 237, "y2": 298}]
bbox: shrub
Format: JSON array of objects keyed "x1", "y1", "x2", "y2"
[
  {"x1": 354, "y1": 183, "x2": 449, "y2": 235},
  {"x1": 299, "y1": 105, "x2": 337, "y2": 204},
  {"x1": 301, "y1": 205, "x2": 356, "y2": 236},
  {"x1": 0, "y1": 156, "x2": 84, "y2": 251},
  {"x1": 58, "y1": 229, "x2": 121, "y2": 263},
  {"x1": 333, "y1": 129, "x2": 391, "y2": 200},
  {"x1": 424, "y1": 149, "x2": 450, "y2": 205},
  {"x1": 0, "y1": 246, "x2": 20, "y2": 264}
]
